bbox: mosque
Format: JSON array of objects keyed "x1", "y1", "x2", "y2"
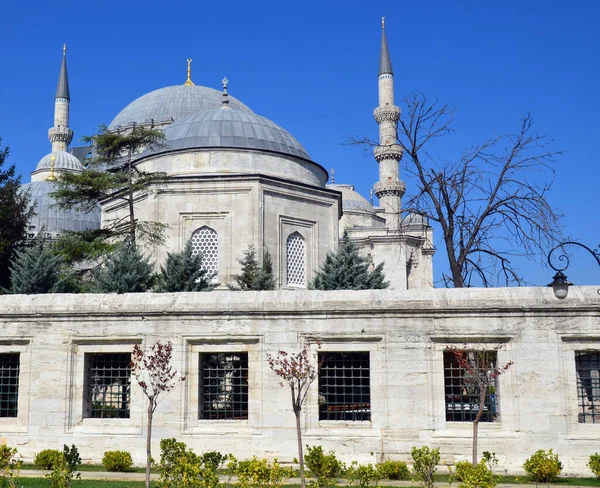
[
  {"x1": 2, "y1": 22, "x2": 599, "y2": 475},
  {"x1": 23, "y1": 22, "x2": 433, "y2": 291}
]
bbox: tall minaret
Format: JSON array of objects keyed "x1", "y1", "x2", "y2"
[
  {"x1": 373, "y1": 18, "x2": 405, "y2": 231},
  {"x1": 48, "y1": 44, "x2": 73, "y2": 153}
]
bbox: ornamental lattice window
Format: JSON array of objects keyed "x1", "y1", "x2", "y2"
[
  {"x1": 444, "y1": 350, "x2": 498, "y2": 422},
  {"x1": 84, "y1": 353, "x2": 131, "y2": 419},
  {"x1": 576, "y1": 350, "x2": 600, "y2": 423},
  {"x1": 318, "y1": 352, "x2": 371, "y2": 421},
  {"x1": 190, "y1": 226, "x2": 219, "y2": 281},
  {"x1": 0, "y1": 353, "x2": 19, "y2": 418},
  {"x1": 199, "y1": 352, "x2": 249, "y2": 420},
  {"x1": 286, "y1": 232, "x2": 306, "y2": 287}
]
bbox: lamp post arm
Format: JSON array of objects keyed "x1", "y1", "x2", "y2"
[{"x1": 547, "y1": 241, "x2": 600, "y2": 272}]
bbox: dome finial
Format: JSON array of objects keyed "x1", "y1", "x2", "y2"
[
  {"x1": 330, "y1": 168, "x2": 335, "y2": 184},
  {"x1": 63, "y1": 43, "x2": 66, "y2": 54},
  {"x1": 46, "y1": 154, "x2": 57, "y2": 181},
  {"x1": 221, "y1": 77, "x2": 230, "y2": 107},
  {"x1": 184, "y1": 58, "x2": 195, "y2": 86},
  {"x1": 382, "y1": 16, "x2": 385, "y2": 29}
]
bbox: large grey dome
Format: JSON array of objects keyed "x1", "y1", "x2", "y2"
[
  {"x1": 22, "y1": 181, "x2": 100, "y2": 236},
  {"x1": 35, "y1": 151, "x2": 83, "y2": 173},
  {"x1": 154, "y1": 108, "x2": 311, "y2": 160},
  {"x1": 327, "y1": 184, "x2": 375, "y2": 213},
  {"x1": 109, "y1": 85, "x2": 253, "y2": 130}
]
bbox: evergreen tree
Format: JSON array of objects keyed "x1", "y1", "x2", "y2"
[
  {"x1": 311, "y1": 230, "x2": 389, "y2": 290},
  {"x1": 93, "y1": 242, "x2": 154, "y2": 293},
  {"x1": 0, "y1": 137, "x2": 34, "y2": 290},
  {"x1": 9, "y1": 236, "x2": 71, "y2": 294},
  {"x1": 231, "y1": 246, "x2": 276, "y2": 290},
  {"x1": 157, "y1": 242, "x2": 212, "y2": 292}
]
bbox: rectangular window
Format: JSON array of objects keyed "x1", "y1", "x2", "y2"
[
  {"x1": 318, "y1": 352, "x2": 371, "y2": 421},
  {"x1": 0, "y1": 353, "x2": 19, "y2": 418},
  {"x1": 84, "y1": 353, "x2": 131, "y2": 419},
  {"x1": 576, "y1": 350, "x2": 600, "y2": 423},
  {"x1": 444, "y1": 350, "x2": 498, "y2": 422},
  {"x1": 199, "y1": 352, "x2": 248, "y2": 420}
]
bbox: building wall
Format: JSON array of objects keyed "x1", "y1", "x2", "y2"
[{"x1": 0, "y1": 287, "x2": 598, "y2": 475}]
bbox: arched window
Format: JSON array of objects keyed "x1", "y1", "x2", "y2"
[
  {"x1": 190, "y1": 226, "x2": 219, "y2": 281},
  {"x1": 286, "y1": 232, "x2": 306, "y2": 287}
]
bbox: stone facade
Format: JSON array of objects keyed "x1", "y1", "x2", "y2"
[{"x1": 0, "y1": 287, "x2": 599, "y2": 474}]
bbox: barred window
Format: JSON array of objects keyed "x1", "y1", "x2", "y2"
[
  {"x1": 286, "y1": 232, "x2": 306, "y2": 287},
  {"x1": 190, "y1": 226, "x2": 219, "y2": 281},
  {"x1": 318, "y1": 352, "x2": 370, "y2": 421},
  {"x1": 84, "y1": 353, "x2": 131, "y2": 419},
  {"x1": 444, "y1": 350, "x2": 498, "y2": 422},
  {"x1": 576, "y1": 350, "x2": 600, "y2": 423},
  {"x1": 0, "y1": 353, "x2": 19, "y2": 418},
  {"x1": 200, "y1": 352, "x2": 248, "y2": 420}
]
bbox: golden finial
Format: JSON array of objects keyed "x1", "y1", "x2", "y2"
[
  {"x1": 381, "y1": 17, "x2": 385, "y2": 29},
  {"x1": 47, "y1": 154, "x2": 57, "y2": 181},
  {"x1": 184, "y1": 58, "x2": 195, "y2": 86}
]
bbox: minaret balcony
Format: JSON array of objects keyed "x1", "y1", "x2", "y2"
[
  {"x1": 373, "y1": 105, "x2": 401, "y2": 124},
  {"x1": 374, "y1": 179, "x2": 406, "y2": 198},
  {"x1": 48, "y1": 126, "x2": 74, "y2": 145},
  {"x1": 374, "y1": 144, "x2": 403, "y2": 162}
]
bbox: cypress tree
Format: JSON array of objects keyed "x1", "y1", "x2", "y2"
[
  {"x1": 311, "y1": 230, "x2": 389, "y2": 290},
  {"x1": 93, "y1": 243, "x2": 154, "y2": 293},
  {"x1": 157, "y1": 242, "x2": 212, "y2": 292},
  {"x1": 255, "y1": 248, "x2": 276, "y2": 290},
  {"x1": 231, "y1": 245, "x2": 276, "y2": 290}
]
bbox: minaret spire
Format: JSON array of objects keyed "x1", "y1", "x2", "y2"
[
  {"x1": 184, "y1": 58, "x2": 195, "y2": 86},
  {"x1": 48, "y1": 44, "x2": 73, "y2": 153},
  {"x1": 373, "y1": 18, "x2": 405, "y2": 231}
]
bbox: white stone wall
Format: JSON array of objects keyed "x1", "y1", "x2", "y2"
[{"x1": 0, "y1": 287, "x2": 598, "y2": 475}]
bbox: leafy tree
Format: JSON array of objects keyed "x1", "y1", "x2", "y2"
[
  {"x1": 51, "y1": 126, "x2": 169, "y2": 262},
  {"x1": 445, "y1": 345, "x2": 513, "y2": 465},
  {"x1": 267, "y1": 342, "x2": 320, "y2": 488},
  {"x1": 93, "y1": 242, "x2": 154, "y2": 293},
  {"x1": 0, "y1": 137, "x2": 34, "y2": 290},
  {"x1": 9, "y1": 236, "x2": 73, "y2": 294},
  {"x1": 311, "y1": 230, "x2": 389, "y2": 290},
  {"x1": 131, "y1": 341, "x2": 183, "y2": 488},
  {"x1": 157, "y1": 242, "x2": 213, "y2": 292},
  {"x1": 231, "y1": 246, "x2": 276, "y2": 290}
]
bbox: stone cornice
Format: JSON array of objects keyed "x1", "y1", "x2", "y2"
[
  {"x1": 374, "y1": 144, "x2": 403, "y2": 162},
  {"x1": 373, "y1": 106, "x2": 401, "y2": 124},
  {"x1": 374, "y1": 179, "x2": 406, "y2": 198}
]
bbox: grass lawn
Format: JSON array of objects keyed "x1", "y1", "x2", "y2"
[{"x1": 17, "y1": 480, "x2": 147, "y2": 487}]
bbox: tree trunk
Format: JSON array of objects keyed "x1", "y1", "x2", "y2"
[
  {"x1": 128, "y1": 149, "x2": 136, "y2": 245},
  {"x1": 295, "y1": 410, "x2": 306, "y2": 488},
  {"x1": 472, "y1": 389, "x2": 486, "y2": 466},
  {"x1": 146, "y1": 402, "x2": 153, "y2": 488}
]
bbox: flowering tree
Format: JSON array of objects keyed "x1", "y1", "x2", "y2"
[
  {"x1": 446, "y1": 345, "x2": 513, "y2": 465},
  {"x1": 267, "y1": 342, "x2": 320, "y2": 488},
  {"x1": 132, "y1": 340, "x2": 183, "y2": 488}
]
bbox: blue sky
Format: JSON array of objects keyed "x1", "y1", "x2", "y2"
[{"x1": 1, "y1": 0, "x2": 598, "y2": 287}]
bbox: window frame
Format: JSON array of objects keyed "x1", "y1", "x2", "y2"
[
  {"x1": 190, "y1": 225, "x2": 220, "y2": 283},
  {"x1": 0, "y1": 340, "x2": 30, "y2": 433},
  {"x1": 575, "y1": 350, "x2": 600, "y2": 424},
  {"x1": 286, "y1": 231, "x2": 307, "y2": 288}
]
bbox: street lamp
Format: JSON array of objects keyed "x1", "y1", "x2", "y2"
[{"x1": 547, "y1": 241, "x2": 600, "y2": 299}]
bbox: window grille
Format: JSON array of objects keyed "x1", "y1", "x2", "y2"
[
  {"x1": 318, "y1": 352, "x2": 371, "y2": 421},
  {"x1": 199, "y1": 352, "x2": 249, "y2": 420},
  {"x1": 85, "y1": 353, "x2": 131, "y2": 419},
  {"x1": 190, "y1": 226, "x2": 219, "y2": 281},
  {"x1": 0, "y1": 353, "x2": 19, "y2": 418},
  {"x1": 444, "y1": 350, "x2": 498, "y2": 422},
  {"x1": 576, "y1": 350, "x2": 600, "y2": 423},
  {"x1": 286, "y1": 232, "x2": 306, "y2": 287}
]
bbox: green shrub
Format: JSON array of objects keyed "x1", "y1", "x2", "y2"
[
  {"x1": 588, "y1": 453, "x2": 600, "y2": 478},
  {"x1": 346, "y1": 462, "x2": 381, "y2": 488},
  {"x1": 305, "y1": 445, "x2": 344, "y2": 488},
  {"x1": 201, "y1": 451, "x2": 227, "y2": 470},
  {"x1": 0, "y1": 444, "x2": 22, "y2": 488},
  {"x1": 453, "y1": 460, "x2": 495, "y2": 488},
  {"x1": 234, "y1": 456, "x2": 294, "y2": 488},
  {"x1": 34, "y1": 449, "x2": 63, "y2": 470},
  {"x1": 47, "y1": 444, "x2": 81, "y2": 488},
  {"x1": 376, "y1": 460, "x2": 409, "y2": 480},
  {"x1": 157, "y1": 438, "x2": 219, "y2": 488},
  {"x1": 523, "y1": 449, "x2": 563, "y2": 483},
  {"x1": 102, "y1": 450, "x2": 133, "y2": 472},
  {"x1": 411, "y1": 446, "x2": 440, "y2": 488}
]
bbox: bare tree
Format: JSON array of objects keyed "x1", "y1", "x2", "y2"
[
  {"x1": 267, "y1": 342, "x2": 320, "y2": 488},
  {"x1": 352, "y1": 92, "x2": 564, "y2": 287},
  {"x1": 446, "y1": 345, "x2": 513, "y2": 465},
  {"x1": 131, "y1": 340, "x2": 184, "y2": 488}
]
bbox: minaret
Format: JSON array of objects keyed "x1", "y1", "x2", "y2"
[
  {"x1": 373, "y1": 18, "x2": 405, "y2": 231},
  {"x1": 48, "y1": 44, "x2": 73, "y2": 153}
]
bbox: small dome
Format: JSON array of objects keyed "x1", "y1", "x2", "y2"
[
  {"x1": 327, "y1": 184, "x2": 374, "y2": 213},
  {"x1": 22, "y1": 181, "x2": 100, "y2": 236},
  {"x1": 35, "y1": 151, "x2": 84, "y2": 173},
  {"x1": 153, "y1": 108, "x2": 311, "y2": 160},
  {"x1": 108, "y1": 85, "x2": 253, "y2": 130}
]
